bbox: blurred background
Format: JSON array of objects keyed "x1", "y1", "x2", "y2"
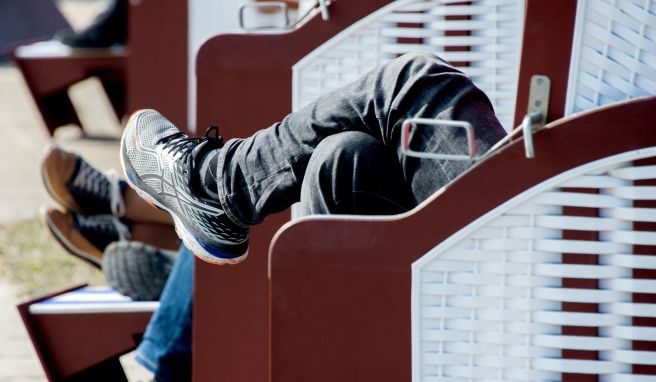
[
  {"x1": 1, "y1": 0, "x2": 304, "y2": 378},
  {"x1": 0, "y1": 0, "x2": 145, "y2": 380}
]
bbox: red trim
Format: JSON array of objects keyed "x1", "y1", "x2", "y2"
[{"x1": 270, "y1": 97, "x2": 656, "y2": 381}]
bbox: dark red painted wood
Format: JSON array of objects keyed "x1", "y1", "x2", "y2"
[
  {"x1": 0, "y1": 0, "x2": 70, "y2": 59},
  {"x1": 17, "y1": 286, "x2": 152, "y2": 381},
  {"x1": 127, "y1": 0, "x2": 188, "y2": 131},
  {"x1": 11, "y1": 0, "x2": 188, "y2": 136},
  {"x1": 192, "y1": 2, "x2": 391, "y2": 381},
  {"x1": 514, "y1": 0, "x2": 578, "y2": 126},
  {"x1": 11, "y1": 50, "x2": 126, "y2": 135},
  {"x1": 270, "y1": 97, "x2": 656, "y2": 381}
]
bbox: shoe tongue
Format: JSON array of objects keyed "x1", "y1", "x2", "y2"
[
  {"x1": 191, "y1": 138, "x2": 222, "y2": 167},
  {"x1": 190, "y1": 139, "x2": 223, "y2": 204}
]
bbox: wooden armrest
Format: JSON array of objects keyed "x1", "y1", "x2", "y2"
[
  {"x1": 269, "y1": 97, "x2": 656, "y2": 381},
  {"x1": 18, "y1": 286, "x2": 153, "y2": 381},
  {"x1": 10, "y1": 42, "x2": 126, "y2": 135}
]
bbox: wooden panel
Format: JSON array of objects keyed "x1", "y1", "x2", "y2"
[
  {"x1": 17, "y1": 286, "x2": 151, "y2": 381},
  {"x1": 270, "y1": 97, "x2": 656, "y2": 381},
  {"x1": 192, "y1": 1, "x2": 391, "y2": 381},
  {"x1": 513, "y1": 0, "x2": 578, "y2": 126},
  {"x1": 126, "y1": 0, "x2": 188, "y2": 131},
  {"x1": 10, "y1": 50, "x2": 126, "y2": 134}
]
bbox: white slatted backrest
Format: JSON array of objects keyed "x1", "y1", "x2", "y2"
[
  {"x1": 566, "y1": 0, "x2": 656, "y2": 115},
  {"x1": 292, "y1": 0, "x2": 525, "y2": 131},
  {"x1": 412, "y1": 148, "x2": 656, "y2": 381}
]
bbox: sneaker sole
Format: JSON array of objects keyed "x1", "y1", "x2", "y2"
[
  {"x1": 119, "y1": 121, "x2": 247, "y2": 266},
  {"x1": 41, "y1": 208, "x2": 102, "y2": 268},
  {"x1": 102, "y1": 241, "x2": 172, "y2": 301}
]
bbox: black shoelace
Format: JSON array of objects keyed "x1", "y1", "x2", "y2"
[
  {"x1": 67, "y1": 160, "x2": 125, "y2": 216},
  {"x1": 157, "y1": 126, "x2": 224, "y2": 175},
  {"x1": 75, "y1": 214, "x2": 130, "y2": 249}
]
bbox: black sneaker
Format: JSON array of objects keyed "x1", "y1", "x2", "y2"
[
  {"x1": 43, "y1": 207, "x2": 130, "y2": 268},
  {"x1": 120, "y1": 109, "x2": 249, "y2": 264},
  {"x1": 41, "y1": 144, "x2": 127, "y2": 216},
  {"x1": 55, "y1": 0, "x2": 127, "y2": 48}
]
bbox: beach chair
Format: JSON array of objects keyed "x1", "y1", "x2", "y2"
[
  {"x1": 192, "y1": 2, "x2": 391, "y2": 380},
  {"x1": 192, "y1": 0, "x2": 526, "y2": 380},
  {"x1": 269, "y1": 0, "x2": 656, "y2": 380},
  {"x1": 17, "y1": 1, "x2": 389, "y2": 380},
  {"x1": 11, "y1": 0, "x2": 187, "y2": 135}
]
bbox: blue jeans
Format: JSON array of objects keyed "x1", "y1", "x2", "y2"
[
  {"x1": 135, "y1": 244, "x2": 193, "y2": 382},
  {"x1": 136, "y1": 52, "x2": 504, "y2": 381}
]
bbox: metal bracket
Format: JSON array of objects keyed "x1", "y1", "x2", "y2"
[
  {"x1": 401, "y1": 118, "x2": 477, "y2": 161},
  {"x1": 238, "y1": 1, "x2": 290, "y2": 31},
  {"x1": 317, "y1": 0, "x2": 330, "y2": 20},
  {"x1": 522, "y1": 75, "x2": 551, "y2": 158}
]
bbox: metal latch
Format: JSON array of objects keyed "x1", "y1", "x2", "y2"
[
  {"x1": 239, "y1": 1, "x2": 290, "y2": 31},
  {"x1": 522, "y1": 75, "x2": 550, "y2": 158}
]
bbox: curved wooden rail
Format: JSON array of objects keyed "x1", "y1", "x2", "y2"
[{"x1": 269, "y1": 97, "x2": 656, "y2": 382}]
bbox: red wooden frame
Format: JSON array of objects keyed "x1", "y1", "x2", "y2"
[
  {"x1": 269, "y1": 96, "x2": 656, "y2": 381},
  {"x1": 192, "y1": 1, "x2": 391, "y2": 381},
  {"x1": 10, "y1": 0, "x2": 187, "y2": 135},
  {"x1": 127, "y1": 0, "x2": 188, "y2": 130},
  {"x1": 17, "y1": 285, "x2": 153, "y2": 382},
  {"x1": 512, "y1": 0, "x2": 578, "y2": 126}
]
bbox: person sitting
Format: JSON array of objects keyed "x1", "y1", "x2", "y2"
[{"x1": 115, "y1": 52, "x2": 505, "y2": 381}]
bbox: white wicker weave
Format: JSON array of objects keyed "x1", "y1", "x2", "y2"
[
  {"x1": 292, "y1": 0, "x2": 525, "y2": 131},
  {"x1": 565, "y1": 0, "x2": 656, "y2": 115},
  {"x1": 412, "y1": 148, "x2": 656, "y2": 381}
]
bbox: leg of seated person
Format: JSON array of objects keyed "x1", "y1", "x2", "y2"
[
  {"x1": 135, "y1": 243, "x2": 193, "y2": 382},
  {"x1": 298, "y1": 131, "x2": 414, "y2": 216},
  {"x1": 121, "y1": 52, "x2": 506, "y2": 263},
  {"x1": 216, "y1": 51, "x2": 505, "y2": 225},
  {"x1": 133, "y1": 138, "x2": 416, "y2": 381}
]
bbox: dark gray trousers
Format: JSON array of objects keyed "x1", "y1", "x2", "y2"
[{"x1": 216, "y1": 52, "x2": 506, "y2": 225}]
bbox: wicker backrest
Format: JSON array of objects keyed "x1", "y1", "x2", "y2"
[
  {"x1": 565, "y1": 0, "x2": 656, "y2": 115},
  {"x1": 412, "y1": 1, "x2": 656, "y2": 380},
  {"x1": 412, "y1": 148, "x2": 656, "y2": 380},
  {"x1": 292, "y1": 0, "x2": 525, "y2": 131}
]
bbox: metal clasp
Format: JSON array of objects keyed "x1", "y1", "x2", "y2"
[
  {"x1": 317, "y1": 0, "x2": 330, "y2": 20},
  {"x1": 522, "y1": 75, "x2": 550, "y2": 158},
  {"x1": 238, "y1": 1, "x2": 290, "y2": 31},
  {"x1": 401, "y1": 118, "x2": 477, "y2": 161}
]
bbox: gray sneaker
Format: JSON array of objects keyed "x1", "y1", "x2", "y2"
[
  {"x1": 102, "y1": 241, "x2": 176, "y2": 301},
  {"x1": 120, "y1": 109, "x2": 249, "y2": 264}
]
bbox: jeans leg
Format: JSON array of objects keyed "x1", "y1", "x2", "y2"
[
  {"x1": 217, "y1": 52, "x2": 506, "y2": 226},
  {"x1": 135, "y1": 244, "x2": 193, "y2": 382},
  {"x1": 298, "y1": 131, "x2": 414, "y2": 216}
]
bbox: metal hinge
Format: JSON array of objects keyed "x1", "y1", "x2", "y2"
[{"x1": 522, "y1": 75, "x2": 551, "y2": 158}]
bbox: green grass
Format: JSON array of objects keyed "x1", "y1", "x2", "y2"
[{"x1": 0, "y1": 218, "x2": 105, "y2": 299}]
